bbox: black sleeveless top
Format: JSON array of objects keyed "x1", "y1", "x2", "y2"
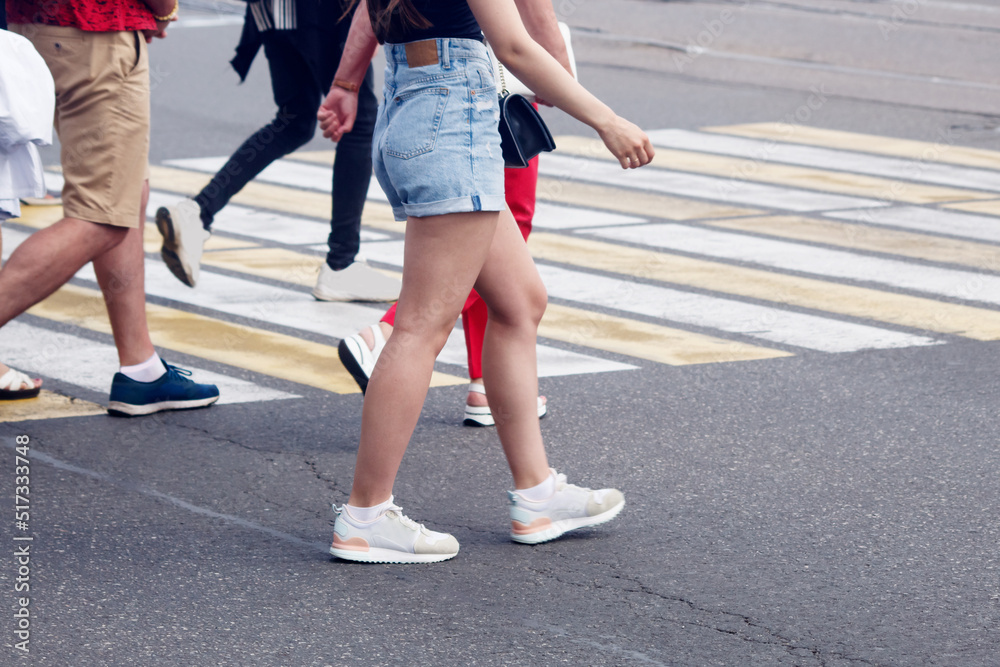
[{"x1": 372, "y1": 0, "x2": 483, "y2": 44}]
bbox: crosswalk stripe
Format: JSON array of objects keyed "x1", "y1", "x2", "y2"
[
  {"x1": 541, "y1": 152, "x2": 887, "y2": 212},
  {"x1": 194, "y1": 244, "x2": 765, "y2": 366},
  {"x1": 824, "y1": 206, "x2": 1000, "y2": 244},
  {"x1": 590, "y1": 224, "x2": 1000, "y2": 307},
  {"x1": 526, "y1": 232, "x2": 1000, "y2": 342},
  {"x1": 647, "y1": 129, "x2": 1000, "y2": 194},
  {"x1": 0, "y1": 321, "x2": 300, "y2": 406},
  {"x1": 555, "y1": 135, "x2": 994, "y2": 205},
  {"x1": 945, "y1": 199, "x2": 1000, "y2": 218},
  {"x1": 359, "y1": 240, "x2": 937, "y2": 353},
  {"x1": 700, "y1": 215, "x2": 1000, "y2": 271},
  {"x1": 705, "y1": 122, "x2": 1000, "y2": 172},
  {"x1": 0, "y1": 391, "x2": 105, "y2": 423},
  {"x1": 289, "y1": 150, "x2": 763, "y2": 221}
]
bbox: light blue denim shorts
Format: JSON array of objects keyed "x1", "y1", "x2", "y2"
[{"x1": 373, "y1": 38, "x2": 506, "y2": 221}]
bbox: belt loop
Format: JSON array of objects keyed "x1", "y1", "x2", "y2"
[{"x1": 441, "y1": 39, "x2": 450, "y2": 69}]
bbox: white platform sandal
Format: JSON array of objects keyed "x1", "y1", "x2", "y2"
[
  {"x1": 0, "y1": 367, "x2": 41, "y2": 400},
  {"x1": 463, "y1": 383, "x2": 547, "y2": 427},
  {"x1": 337, "y1": 324, "x2": 387, "y2": 394}
]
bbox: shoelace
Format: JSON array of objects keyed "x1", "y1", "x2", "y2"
[
  {"x1": 164, "y1": 363, "x2": 193, "y2": 379},
  {"x1": 387, "y1": 505, "x2": 425, "y2": 533}
]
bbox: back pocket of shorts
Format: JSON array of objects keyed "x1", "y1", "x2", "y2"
[{"x1": 384, "y1": 87, "x2": 450, "y2": 160}]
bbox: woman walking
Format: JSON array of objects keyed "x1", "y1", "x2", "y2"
[{"x1": 319, "y1": 0, "x2": 653, "y2": 563}]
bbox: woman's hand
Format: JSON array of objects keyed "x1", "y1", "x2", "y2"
[
  {"x1": 598, "y1": 115, "x2": 655, "y2": 169},
  {"x1": 318, "y1": 87, "x2": 359, "y2": 142}
]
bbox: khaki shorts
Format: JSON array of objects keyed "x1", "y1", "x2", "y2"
[{"x1": 11, "y1": 24, "x2": 150, "y2": 229}]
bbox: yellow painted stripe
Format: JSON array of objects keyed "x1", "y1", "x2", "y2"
[
  {"x1": 26, "y1": 283, "x2": 461, "y2": 393},
  {"x1": 702, "y1": 215, "x2": 1000, "y2": 271},
  {"x1": 202, "y1": 247, "x2": 401, "y2": 287},
  {"x1": 291, "y1": 150, "x2": 760, "y2": 222},
  {"x1": 0, "y1": 391, "x2": 105, "y2": 423},
  {"x1": 540, "y1": 304, "x2": 791, "y2": 365},
  {"x1": 706, "y1": 123, "x2": 1000, "y2": 172},
  {"x1": 527, "y1": 232, "x2": 1000, "y2": 341},
  {"x1": 945, "y1": 199, "x2": 1000, "y2": 218},
  {"x1": 555, "y1": 135, "x2": 993, "y2": 205},
  {"x1": 6, "y1": 205, "x2": 256, "y2": 253},
  {"x1": 193, "y1": 245, "x2": 789, "y2": 366}
]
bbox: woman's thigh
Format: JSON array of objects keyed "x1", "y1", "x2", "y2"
[{"x1": 392, "y1": 210, "x2": 500, "y2": 341}]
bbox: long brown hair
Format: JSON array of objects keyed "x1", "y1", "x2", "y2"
[{"x1": 344, "y1": 0, "x2": 432, "y2": 42}]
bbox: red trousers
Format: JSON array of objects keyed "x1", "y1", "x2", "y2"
[{"x1": 380, "y1": 155, "x2": 540, "y2": 380}]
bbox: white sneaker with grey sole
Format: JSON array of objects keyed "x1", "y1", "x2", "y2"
[{"x1": 155, "y1": 199, "x2": 210, "y2": 287}]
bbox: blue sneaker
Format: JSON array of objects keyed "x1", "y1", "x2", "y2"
[{"x1": 108, "y1": 362, "x2": 220, "y2": 417}]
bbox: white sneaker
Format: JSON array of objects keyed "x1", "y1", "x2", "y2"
[
  {"x1": 338, "y1": 324, "x2": 387, "y2": 394},
  {"x1": 330, "y1": 500, "x2": 460, "y2": 564},
  {"x1": 463, "y1": 383, "x2": 548, "y2": 427},
  {"x1": 312, "y1": 260, "x2": 401, "y2": 302},
  {"x1": 508, "y1": 469, "x2": 625, "y2": 544},
  {"x1": 155, "y1": 199, "x2": 210, "y2": 287}
]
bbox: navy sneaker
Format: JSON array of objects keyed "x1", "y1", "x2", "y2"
[{"x1": 107, "y1": 362, "x2": 220, "y2": 417}]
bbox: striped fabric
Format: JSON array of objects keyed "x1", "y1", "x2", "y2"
[{"x1": 248, "y1": 0, "x2": 297, "y2": 31}]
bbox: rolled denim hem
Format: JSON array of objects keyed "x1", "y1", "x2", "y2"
[{"x1": 399, "y1": 194, "x2": 507, "y2": 221}]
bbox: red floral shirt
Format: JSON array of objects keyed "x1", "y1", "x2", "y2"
[{"x1": 6, "y1": 0, "x2": 157, "y2": 32}]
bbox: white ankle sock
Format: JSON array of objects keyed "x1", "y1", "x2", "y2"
[
  {"x1": 516, "y1": 471, "x2": 556, "y2": 502},
  {"x1": 120, "y1": 352, "x2": 166, "y2": 383},
  {"x1": 344, "y1": 496, "x2": 394, "y2": 523}
]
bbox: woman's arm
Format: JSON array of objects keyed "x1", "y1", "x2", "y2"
[
  {"x1": 471, "y1": 0, "x2": 653, "y2": 168},
  {"x1": 318, "y1": 0, "x2": 380, "y2": 142}
]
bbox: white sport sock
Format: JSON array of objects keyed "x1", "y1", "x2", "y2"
[
  {"x1": 516, "y1": 471, "x2": 556, "y2": 502},
  {"x1": 120, "y1": 352, "x2": 167, "y2": 383},
  {"x1": 344, "y1": 496, "x2": 394, "y2": 523}
]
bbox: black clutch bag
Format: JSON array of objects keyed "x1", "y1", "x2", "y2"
[{"x1": 496, "y1": 63, "x2": 556, "y2": 168}]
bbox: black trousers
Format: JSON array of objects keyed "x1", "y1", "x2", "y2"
[{"x1": 195, "y1": 30, "x2": 378, "y2": 270}]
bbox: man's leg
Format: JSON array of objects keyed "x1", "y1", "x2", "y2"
[
  {"x1": 93, "y1": 180, "x2": 156, "y2": 367},
  {"x1": 157, "y1": 34, "x2": 321, "y2": 287}
]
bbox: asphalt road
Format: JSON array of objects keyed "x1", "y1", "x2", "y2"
[{"x1": 4, "y1": 1, "x2": 1000, "y2": 665}]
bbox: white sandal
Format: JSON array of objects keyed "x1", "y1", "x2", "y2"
[
  {"x1": 0, "y1": 367, "x2": 41, "y2": 400},
  {"x1": 337, "y1": 324, "x2": 387, "y2": 394},
  {"x1": 463, "y1": 383, "x2": 547, "y2": 427}
]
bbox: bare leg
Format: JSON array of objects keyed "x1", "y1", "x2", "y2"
[
  {"x1": 0, "y1": 218, "x2": 126, "y2": 328},
  {"x1": 93, "y1": 180, "x2": 156, "y2": 367},
  {"x1": 349, "y1": 211, "x2": 500, "y2": 506},
  {"x1": 473, "y1": 209, "x2": 550, "y2": 489},
  {"x1": 0, "y1": 231, "x2": 41, "y2": 391}
]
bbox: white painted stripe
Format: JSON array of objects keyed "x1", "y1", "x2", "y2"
[
  {"x1": 3, "y1": 228, "x2": 630, "y2": 379},
  {"x1": 168, "y1": 153, "x2": 888, "y2": 218},
  {"x1": 173, "y1": 16, "x2": 245, "y2": 29},
  {"x1": 647, "y1": 129, "x2": 1000, "y2": 194},
  {"x1": 358, "y1": 240, "x2": 939, "y2": 353},
  {"x1": 824, "y1": 206, "x2": 1000, "y2": 244},
  {"x1": 532, "y1": 202, "x2": 646, "y2": 230},
  {"x1": 145, "y1": 190, "x2": 392, "y2": 246},
  {"x1": 0, "y1": 321, "x2": 299, "y2": 405},
  {"x1": 161, "y1": 157, "x2": 392, "y2": 203},
  {"x1": 588, "y1": 223, "x2": 1000, "y2": 307},
  {"x1": 539, "y1": 153, "x2": 889, "y2": 212}
]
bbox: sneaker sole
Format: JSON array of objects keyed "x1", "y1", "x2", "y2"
[
  {"x1": 155, "y1": 207, "x2": 196, "y2": 287},
  {"x1": 510, "y1": 499, "x2": 625, "y2": 545},
  {"x1": 329, "y1": 545, "x2": 458, "y2": 564},
  {"x1": 337, "y1": 339, "x2": 370, "y2": 395},
  {"x1": 463, "y1": 401, "x2": 548, "y2": 427},
  {"x1": 107, "y1": 395, "x2": 220, "y2": 417}
]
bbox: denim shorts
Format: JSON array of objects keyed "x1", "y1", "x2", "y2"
[{"x1": 373, "y1": 38, "x2": 506, "y2": 221}]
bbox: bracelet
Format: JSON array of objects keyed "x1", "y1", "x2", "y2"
[
  {"x1": 333, "y1": 79, "x2": 359, "y2": 93},
  {"x1": 154, "y1": 0, "x2": 178, "y2": 21}
]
